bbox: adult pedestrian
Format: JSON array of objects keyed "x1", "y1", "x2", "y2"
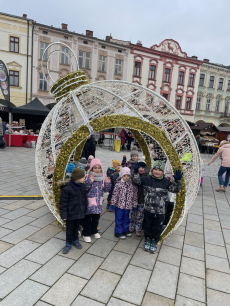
[
  {"x1": 208, "y1": 140, "x2": 230, "y2": 192},
  {"x1": 120, "y1": 128, "x2": 126, "y2": 150},
  {"x1": 81, "y1": 135, "x2": 96, "y2": 160},
  {"x1": 195, "y1": 135, "x2": 202, "y2": 152},
  {"x1": 0, "y1": 117, "x2": 6, "y2": 149}
]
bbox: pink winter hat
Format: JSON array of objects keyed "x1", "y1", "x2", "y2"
[
  {"x1": 87, "y1": 158, "x2": 105, "y2": 186},
  {"x1": 121, "y1": 167, "x2": 131, "y2": 177}
]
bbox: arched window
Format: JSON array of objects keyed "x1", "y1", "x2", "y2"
[
  {"x1": 225, "y1": 102, "x2": 229, "y2": 114},
  {"x1": 206, "y1": 99, "x2": 211, "y2": 111},
  {"x1": 215, "y1": 100, "x2": 220, "y2": 112}
]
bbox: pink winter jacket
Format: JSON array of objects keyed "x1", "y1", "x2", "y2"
[
  {"x1": 209, "y1": 143, "x2": 230, "y2": 167},
  {"x1": 111, "y1": 179, "x2": 138, "y2": 210}
]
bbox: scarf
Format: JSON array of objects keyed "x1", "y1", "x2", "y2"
[
  {"x1": 121, "y1": 178, "x2": 130, "y2": 185},
  {"x1": 89, "y1": 171, "x2": 103, "y2": 182},
  {"x1": 151, "y1": 174, "x2": 164, "y2": 180},
  {"x1": 70, "y1": 179, "x2": 84, "y2": 191},
  {"x1": 139, "y1": 171, "x2": 145, "y2": 175}
]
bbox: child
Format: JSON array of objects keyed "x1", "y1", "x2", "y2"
[
  {"x1": 130, "y1": 160, "x2": 148, "y2": 236},
  {"x1": 66, "y1": 163, "x2": 75, "y2": 178},
  {"x1": 133, "y1": 160, "x2": 182, "y2": 253},
  {"x1": 107, "y1": 160, "x2": 121, "y2": 212},
  {"x1": 111, "y1": 167, "x2": 138, "y2": 239},
  {"x1": 83, "y1": 158, "x2": 111, "y2": 242},
  {"x1": 122, "y1": 146, "x2": 139, "y2": 173},
  {"x1": 86, "y1": 155, "x2": 94, "y2": 171},
  {"x1": 149, "y1": 144, "x2": 158, "y2": 159},
  {"x1": 59, "y1": 167, "x2": 86, "y2": 254}
]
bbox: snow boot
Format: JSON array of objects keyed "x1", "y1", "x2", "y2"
[
  {"x1": 216, "y1": 185, "x2": 225, "y2": 192},
  {"x1": 150, "y1": 239, "x2": 158, "y2": 253},
  {"x1": 144, "y1": 237, "x2": 151, "y2": 252}
]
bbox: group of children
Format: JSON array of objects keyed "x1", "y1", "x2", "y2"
[{"x1": 59, "y1": 146, "x2": 182, "y2": 254}]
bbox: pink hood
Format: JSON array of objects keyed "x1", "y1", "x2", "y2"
[
  {"x1": 86, "y1": 158, "x2": 105, "y2": 186},
  {"x1": 209, "y1": 143, "x2": 230, "y2": 167}
]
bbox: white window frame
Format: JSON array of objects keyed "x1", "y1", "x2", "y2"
[
  {"x1": 115, "y1": 59, "x2": 122, "y2": 75},
  {"x1": 85, "y1": 52, "x2": 90, "y2": 69},
  {"x1": 99, "y1": 55, "x2": 106, "y2": 72},
  {"x1": 61, "y1": 47, "x2": 69, "y2": 65},
  {"x1": 149, "y1": 65, "x2": 156, "y2": 80},
  {"x1": 40, "y1": 42, "x2": 48, "y2": 61},
  {"x1": 206, "y1": 99, "x2": 211, "y2": 111},
  {"x1": 209, "y1": 75, "x2": 215, "y2": 88},
  {"x1": 79, "y1": 51, "x2": 84, "y2": 68},
  {"x1": 215, "y1": 100, "x2": 220, "y2": 112},
  {"x1": 196, "y1": 97, "x2": 201, "y2": 110},
  {"x1": 39, "y1": 73, "x2": 48, "y2": 91}
]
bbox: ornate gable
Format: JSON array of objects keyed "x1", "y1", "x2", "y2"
[
  {"x1": 150, "y1": 39, "x2": 187, "y2": 58},
  {"x1": 6, "y1": 61, "x2": 22, "y2": 69}
]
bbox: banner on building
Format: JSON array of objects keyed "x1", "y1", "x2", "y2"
[{"x1": 0, "y1": 60, "x2": 10, "y2": 110}]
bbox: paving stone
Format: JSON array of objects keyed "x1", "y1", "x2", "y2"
[
  {"x1": 0, "y1": 217, "x2": 11, "y2": 226},
  {"x1": 26, "y1": 238, "x2": 64, "y2": 264},
  {"x1": 218, "y1": 207, "x2": 230, "y2": 215},
  {"x1": 101, "y1": 226, "x2": 119, "y2": 242},
  {"x1": 220, "y1": 220, "x2": 230, "y2": 230},
  {"x1": 29, "y1": 213, "x2": 55, "y2": 228},
  {"x1": 207, "y1": 269, "x2": 230, "y2": 294},
  {"x1": 0, "y1": 267, "x2": 6, "y2": 274},
  {"x1": 42, "y1": 273, "x2": 87, "y2": 306},
  {"x1": 113, "y1": 265, "x2": 150, "y2": 305},
  {"x1": 174, "y1": 225, "x2": 185, "y2": 236},
  {"x1": 163, "y1": 233, "x2": 184, "y2": 249},
  {"x1": 207, "y1": 288, "x2": 230, "y2": 306},
  {"x1": 87, "y1": 238, "x2": 116, "y2": 258},
  {"x1": 142, "y1": 292, "x2": 174, "y2": 306},
  {"x1": 204, "y1": 229, "x2": 225, "y2": 246},
  {"x1": 180, "y1": 256, "x2": 205, "y2": 278},
  {"x1": 186, "y1": 222, "x2": 203, "y2": 234},
  {"x1": 184, "y1": 231, "x2": 204, "y2": 248},
  {"x1": 222, "y1": 228, "x2": 230, "y2": 245},
  {"x1": 158, "y1": 245, "x2": 182, "y2": 266},
  {"x1": 189, "y1": 207, "x2": 203, "y2": 216},
  {"x1": 0, "y1": 239, "x2": 40, "y2": 268},
  {"x1": 55, "y1": 230, "x2": 66, "y2": 240},
  {"x1": 32, "y1": 301, "x2": 50, "y2": 306},
  {"x1": 24, "y1": 201, "x2": 46, "y2": 210},
  {"x1": 82, "y1": 269, "x2": 120, "y2": 304},
  {"x1": 218, "y1": 214, "x2": 230, "y2": 221},
  {"x1": 204, "y1": 214, "x2": 219, "y2": 221},
  {"x1": 205, "y1": 243, "x2": 227, "y2": 259},
  {"x1": 1, "y1": 201, "x2": 31, "y2": 211},
  {"x1": 98, "y1": 219, "x2": 113, "y2": 233},
  {"x1": 0, "y1": 208, "x2": 10, "y2": 216},
  {"x1": 204, "y1": 219, "x2": 221, "y2": 232},
  {"x1": 2, "y1": 215, "x2": 35, "y2": 230},
  {"x1": 0, "y1": 227, "x2": 12, "y2": 238},
  {"x1": 203, "y1": 206, "x2": 218, "y2": 215},
  {"x1": 68, "y1": 253, "x2": 104, "y2": 279},
  {"x1": 175, "y1": 295, "x2": 206, "y2": 306},
  {"x1": 72, "y1": 295, "x2": 105, "y2": 306},
  {"x1": 114, "y1": 237, "x2": 139, "y2": 255},
  {"x1": 0, "y1": 240, "x2": 13, "y2": 254},
  {"x1": 177, "y1": 273, "x2": 205, "y2": 302},
  {"x1": 0, "y1": 259, "x2": 41, "y2": 299},
  {"x1": 129, "y1": 247, "x2": 156, "y2": 270},
  {"x1": 100, "y1": 211, "x2": 115, "y2": 221},
  {"x1": 1, "y1": 225, "x2": 39, "y2": 244},
  {"x1": 2, "y1": 207, "x2": 32, "y2": 220},
  {"x1": 59, "y1": 240, "x2": 91, "y2": 260},
  {"x1": 0, "y1": 279, "x2": 49, "y2": 306},
  {"x1": 28, "y1": 224, "x2": 61, "y2": 243},
  {"x1": 30, "y1": 255, "x2": 74, "y2": 286},
  {"x1": 206, "y1": 254, "x2": 230, "y2": 273},
  {"x1": 187, "y1": 214, "x2": 203, "y2": 225},
  {"x1": 26, "y1": 206, "x2": 50, "y2": 218}
]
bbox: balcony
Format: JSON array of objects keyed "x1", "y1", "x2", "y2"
[{"x1": 195, "y1": 110, "x2": 230, "y2": 119}]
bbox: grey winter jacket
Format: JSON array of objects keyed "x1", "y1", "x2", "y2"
[{"x1": 133, "y1": 173, "x2": 181, "y2": 215}]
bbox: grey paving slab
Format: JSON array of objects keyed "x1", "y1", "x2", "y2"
[
  {"x1": 1, "y1": 201, "x2": 31, "y2": 211},
  {"x1": 59, "y1": 241, "x2": 91, "y2": 260},
  {"x1": 147, "y1": 261, "x2": 179, "y2": 300},
  {"x1": 0, "y1": 279, "x2": 49, "y2": 306},
  {"x1": 29, "y1": 213, "x2": 55, "y2": 228},
  {"x1": 222, "y1": 228, "x2": 230, "y2": 245},
  {"x1": 0, "y1": 240, "x2": 13, "y2": 254},
  {"x1": 54, "y1": 230, "x2": 66, "y2": 240},
  {"x1": 174, "y1": 225, "x2": 185, "y2": 236},
  {"x1": 187, "y1": 214, "x2": 203, "y2": 225},
  {"x1": 175, "y1": 295, "x2": 206, "y2": 306},
  {"x1": 0, "y1": 239, "x2": 40, "y2": 268},
  {"x1": 82, "y1": 269, "x2": 120, "y2": 304},
  {"x1": 24, "y1": 201, "x2": 46, "y2": 210},
  {"x1": 113, "y1": 265, "x2": 150, "y2": 305},
  {"x1": 26, "y1": 206, "x2": 50, "y2": 218},
  {"x1": 114, "y1": 237, "x2": 140, "y2": 255},
  {"x1": 42, "y1": 273, "x2": 87, "y2": 306},
  {"x1": 87, "y1": 238, "x2": 116, "y2": 258},
  {"x1": 207, "y1": 288, "x2": 230, "y2": 306},
  {"x1": 130, "y1": 247, "x2": 157, "y2": 270},
  {"x1": 207, "y1": 269, "x2": 230, "y2": 294},
  {"x1": 220, "y1": 220, "x2": 230, "y2": 230},
  {"x1": 98, "y1": 219, "x2": 113, "y2": 233},
  {"x1": 203, "y1": 206, "x2": 218, "y2": 215},
  {"x1": 101, "y1": 226, "x2": 119, "y2": 242},
  {"x1": 68, "y1": 253, "x2": 104, "y2": 279},
  {"x1": 2, "y1": 207, "x2": 32, "y2": 220},
  {"x1": 204, "y1": 214, "x2": 219, "y2": 221},
  {"x1": 30, "y1": 255, "x2": 74, "y2": 286},
  {"x1": 72, "y1": 295, "x2": 105, "y2": 306},
  {"x1": 100, "y1": 250, "x2": 131, "y2": 274},
  {"x1": 26, "y1": 238, "x2": 64, "y2": 264},
  {"x1": 100, "y1": 211, "x2": 115, "y2": 221},
  {"x1": 1, "y1": 225, "x2": 40, "y2": 244},
  {"x1": 0, "y1": 259, "x2": 41, "y2": 299},
  {"x1": 157, "y1": 245, "x2": 182, "y2": 266},
  {"x1": 204, "y1": 229, "x2": 225, "y2": 246},
  {"x1": 0, "y1": 227, "x2": 13, "y2": 238},
  {"x1": 180, "y1": 256, "x2": 205, "y2": 278},
  {"x1": 0, "y1": 217, "x2": 11, "y2": 226},
  {"x1": 2, "y1": 215, "x2": 35, "y2": 230},
  {"x1": 142, "y1": 292, "x2": 174, "y2": 306},
  {"x1": 177, "y1": 273, "x2": 205, "y2": 303},
  {"x1": 186, "y1": 222, "x2": 203, "y2": 234},
  {"x1": 34, "y1": 301, "x2": 51, "y2": 306},
  {"x1": 184, "y1": 231, "x2": 204, "y2": 248},
  {"x1": 0, "y1": 267, "x2": 6, "y2": 274},
  {"x1": 206, "y1": 254, "x2": 230, "y2": 273},
  {"x1": 218, "y1": 214, "x2": 230, "y2": 221},
  {"x1": 163, "y1": 233, "x2": 184, "y2": 249},
  {"x1": 204, "y1": 219, "x2": 221, "y2": 232},
  {"x1": 27, "y1": 224, "x2": 62, "y2": 244},
  {"x1": 189, "y1": 207, "x2": 203, "y2": 216},
  {"x1": 0, "y1": 208, "x2": 10, "y2": 216},
  {"x1": 205, "y1": 243, "x2": 228, "y2": 259},
  {"x1": 218, "y1": 207, "x2": 230, "y2": 215}
]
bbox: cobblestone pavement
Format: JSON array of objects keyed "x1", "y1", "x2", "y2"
[{"x1": 0, "y1": 147, "x2": 230, "y2": 305}]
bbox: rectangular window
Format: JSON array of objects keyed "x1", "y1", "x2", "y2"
[
  {"x1": 209, "y1": 76, "x2": 215, "y2": 88},
  {"x1": 134, "y1": 61, "x2": 141, "y2": 77},
  {"x1": 99, "y1": 55, "x2": 106, "y2": 72},
  {"x1": 115, "y1": 59, "x2": 122, "y2": 75},
  {"x1": 227, "y1": 80, "x2": 230, "y2": 91},
  {"x1": 225, "y1": 102, "x2": 229, "y2": 114},
  {"x1": 85, "y1": 52, "x2": 90, "y2": 69},
  {"x1": 102, "y1": 45, "x2": 106, "y2": 49},
  {"x1": 199, "y1": 74, "x2": 205, "y2": 86},
  {"x1": 79, "y1": 51, "x2": 84, "y2": 68},
  {"x1": 83, "y1": 41, "x2": 88, "y2": 45},
  {"x1": 186, "y1": 97, "x2": 191, "y2": 110},
  {"x1": 164, "y1": 68, "x2": 170, "y2": 82},
  {"x1": 149, "y1": 65, "x2": 156, "y2": 80},
  {"x1": 118, "y1": 50, "x2": 122, "y2": 53},
  {"x1": 61, "y1": 47, "x2": 69, "y2": 65},
  {"x1": 163, "y1": 93, "x2": 168, "y2": 101},
  {"x1": 40, "y1": 42, "x2": 49, "y2": 60},
  {"x1": 176, "y1": 96, "x2": 182, "y2": 109},
  {"x1": 206, "y1": 99, "x2": 211, "y2": 110},
  {"x1": 215, "y1": 100, "x2": 220, "y2": 112},
  {"x1": 43, "y1": 31, "x2": 48, "y2": 35},
  {"x1": 189, "y1": 73, "x2": 195, "y2": 86},
  {"x1": 196, "y1": 97, "x2": 201, "y2": 110},
  {"x1": 218, "y1": 78, "x2": 224, "y2": 90},
  {"x1": 178, "y1": 71, "x2": 184, "y2": 85},
  {"x1": 9, "y1": 70, "x2": 19, "y2": 86},
  {"x1": 10, "y1": 36, "x2": 19, "y2": 53},
  {"x1": 39, "y1": 73, "x2": 48, "y2": 91}
]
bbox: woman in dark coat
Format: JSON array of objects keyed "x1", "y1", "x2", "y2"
[{"x1": 81, "y1": 136, "x2": 96, "y2": 160}]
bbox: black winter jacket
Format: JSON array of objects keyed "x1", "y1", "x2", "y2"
[
  {"x1": 59, "y1": 181, "x2": 87, "y2": 220},
  {"x1": 133, "y1": 173, "x2": 181, "y2": 215},
  {"x1": 81, "y1": 136, "x2": 96, "y2": 160}
]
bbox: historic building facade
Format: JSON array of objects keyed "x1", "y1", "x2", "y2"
[
  {"x1": 125, "y1": 39, "x2": 202, "y2": 122},
  {"x1": 32, "y1": 24, "x2": 130, "y2": 105},
  {"x1": 195, "y1": 61, "x2": 230, "y2": 127},
  {"x1": 0, "y1": 12, "x2": 33, "y2": 106}
]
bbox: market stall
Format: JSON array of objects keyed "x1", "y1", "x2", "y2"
[{"x1": 217, "y1": 127, "x2": 230, "y2": 142}]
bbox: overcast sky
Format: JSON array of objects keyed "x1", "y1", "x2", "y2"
[{"x1": 5, "y1": 0, "x2": 230, "y2": 65}]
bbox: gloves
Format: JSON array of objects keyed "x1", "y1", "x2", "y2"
[
  {"x1": 173, "y1": 170, "x2": 183, "y2": 181},
  {"x1": 133, "y1": 163, "x2": 139, "y2": 174},
  {"x1": 132, "y1": 207, "x2": 137, "y2": 212}
]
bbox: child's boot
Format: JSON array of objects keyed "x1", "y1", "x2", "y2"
[
  {"x1": 73, "y1": 240, "x2": 82, "y2": 249},
  {"x1": 144, "y1": 237, "x2": 151, "y2": 252},
  {"x1": 150, "y1": 239, "x2": 158, "y2": 253},
  {"x1": 62, "y1": 244, "x2": 71, "y2": 254},
  {"x1": 136, "y1": 230, "x2": 142, "y2": 237}
]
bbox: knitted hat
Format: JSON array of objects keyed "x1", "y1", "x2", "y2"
[
  {"x1": 79, "y1": 158, "x2": 88, "y2": 169},
  {"x1": 66, "y1": 163, "x2": 75, "y2": 173},
  {"x1": 138, "y1": 159, "x2": 146, "y2": 168},
  {"x1": 87, "y1": 158, "x2": 105, "y2": 186},
  {"x1": 152, "y1": 160, "x2": 165, "y2": 172},
  {"x1": 71, "y1": 167, "x2": 85, "y2": 181},
  {"x1": 130, "y1": 146, "x2": 139, "y2": 157},
  {"x1": 112, "y1": 160, "x2": 121, "y2": 169},
  {"x1": 88, "y1": 155, "x2": 94, "y2": 161},
  {"x1": 121, "y1": 167, "x2": 131, "y2": 177}
]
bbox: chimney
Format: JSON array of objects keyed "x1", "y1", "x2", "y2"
[
  {"x1": 136, "y1": 40, "x2": 142, "y2": 46},
  {"x1": 106, "y1": 35, "x2": 112, "y2": 41},
  {"x1": 86, "y1": 30, "x2": 93, "y2": 37},
  {"x1": 61, "y1": 23, "x2": 68, "y2": 30},
  {"x1": 22, "y1": 14, "x2": 27, "y2": 18},
  {"x1": 191, "y1": 55, "x2": 198, "y2": 60},
  {"x1": 203, "y1": 59, "x2": 209, "y2": 62}
]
